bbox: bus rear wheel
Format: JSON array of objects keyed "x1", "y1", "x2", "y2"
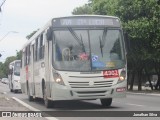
[
  {"x1": 27, "y1": 85, "x2": 34, "y2": 101},
  {"x1": 100, "y1": 98, "x2": 112, "y2": 107}
]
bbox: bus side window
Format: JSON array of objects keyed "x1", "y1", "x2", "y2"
[
  {"x1": 24, "y1": 45, "x2": 30, "y2": 65},
  {"x1": 35, "y1": 38, "x2": 38, "y2": 61},
  {"x1": 20, "y1": 58, "x2": 22, "y2": 68},
  {"x1": 39, "y1": 34, "x2": 45, "y2": 59},
  {"x1": 28, "y1": 45, "x2": 31, "y2": 64},
  {"x1": 25, "y1": 47, "x2": 27, "y2": 66}
]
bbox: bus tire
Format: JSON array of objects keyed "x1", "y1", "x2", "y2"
[
  {"x1": 43, "y1": 85, "x2": 53, "y2": 108},
  {"x1": 27, "y1": 83, "x2": 34, "y2": 101},
  {"x1": 100, "y1": 98, "x2": 112, "y2": 107},
  {"x1": 10, "y1": 89, "x2": 13, "y2": 92},
  {"x1": 14, "y1": 90, "x2": 18, "y2": 93}
]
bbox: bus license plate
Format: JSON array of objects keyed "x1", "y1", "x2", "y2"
[{"x1": 103, "y1": 70, "x2": 119, "y2": 78}]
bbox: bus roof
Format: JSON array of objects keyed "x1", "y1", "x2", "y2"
[
  {"x1": 21, "y1": 15, "x2": 121, "y2": 50},
  {"x1": 9, "y1": 60, "x2": 21, "y2": 65}
]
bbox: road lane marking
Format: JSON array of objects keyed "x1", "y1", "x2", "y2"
[
  {"x1": 3, "y1": 92, "x2": 7, "y2": 94},
  {"x1": 127, "y1": 92, "x2": 160, "y2": 96},
  {"x1": 12, "y1": 97, "x2": 58, "y2": 120},
  {"x1": 5, "y1": 97, "x2": 9, "y2": 100},
  {"x1": 126, "y1": 103, "x2": 144, "y2": 107},
  {"x1": 113, "y1": 101, "x2": 144, "y2": 107}
]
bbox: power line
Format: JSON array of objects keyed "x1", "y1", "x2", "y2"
[{"x1": 0, "y1": 0, "x2": 7, "y2": 12}]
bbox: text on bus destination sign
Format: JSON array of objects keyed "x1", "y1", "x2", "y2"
[
  {"x1": 103, "y1": 70, "x2": 119, "y2": 78},
  {"x1": 60, "y1": 18, "x2": 114, "y2": 26}
]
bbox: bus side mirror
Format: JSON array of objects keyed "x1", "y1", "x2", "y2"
[
  {"x1": 124, "y1": 32, "x2": 130, "y2": 53},
  {"x1": 46, "y1": 27, "x2": 52, "y2": 41}
]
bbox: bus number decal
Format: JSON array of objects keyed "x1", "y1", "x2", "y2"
[{"x1": 103, "y1": 70, "x2": 119, "y2": 78}]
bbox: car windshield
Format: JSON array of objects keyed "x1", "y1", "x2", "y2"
[
  {"x1": 53, "y1": 28, "x2": 126, "y2": 71},
  {"x1": 14, "y1": 61, "x2": 21, "y2": 76}
]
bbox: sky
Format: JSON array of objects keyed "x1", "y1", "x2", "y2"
[{"x1": 0, "y1": 0, "x2": 88, "y2": 62}]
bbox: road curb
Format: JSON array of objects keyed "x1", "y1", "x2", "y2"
[
  {"x1": 12, "y1": 97, "x2": 58, "y2": 120},
  {"x1": 127, "y1": 92, "x2": 160, "y2": 96}
]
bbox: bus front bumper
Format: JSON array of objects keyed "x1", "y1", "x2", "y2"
[{"x1": 50, "y1": 81, "x2": 127, "y2": 101}]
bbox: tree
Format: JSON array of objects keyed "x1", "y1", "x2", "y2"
[
  {"x1": 16, "y1": 50, "x2": 22, "y2": 60},
  {"x1": 91, "y1": 0, "x2": 118, "y2": 15},
  {"x1": 2, "y1": 56, "x2": 16, "y2": 77},
  {"x1": 72, "y1": 3, "x2": 92, "y2": 15},
  {"x1": 0, "y1": 62, "x2": 5, "y2": 78},
  {"x1": 115, "y1": 0, "x2": 160, "y2": 90}
]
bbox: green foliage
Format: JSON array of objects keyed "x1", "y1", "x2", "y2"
[
  {"x1": 0, "y1": 62, "x2": 5, "y2": 78},
  {"x1": 0, "y1": 56, "x2": 16, "y2": 77},
  {"x1": 92, "y1": 0, "x2": 118, "y2": 15},
  {"x1": 16, "y1": 50, "x2": 22, "y2": 60},
  {"x1": 72, "y1": 4, "x2": 93, "y2": 15},
  {"x1": 0, "y1": 50, "x2": 21, "y2": 78}
]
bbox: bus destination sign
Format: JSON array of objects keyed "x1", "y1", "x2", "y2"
[{"x1": 60, "y1": 18, "x2": 115, "y2": 26}]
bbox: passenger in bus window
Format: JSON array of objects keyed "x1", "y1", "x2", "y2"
[
  {"x1": 78, "y1": 52, "x2": 89, "y2": 61},
  {"x1": 55, "y1": 44, "x2": 62, "y2": 61},
  {"x1": 62, "y1": 47, "x2": 71, "y2": 61}
]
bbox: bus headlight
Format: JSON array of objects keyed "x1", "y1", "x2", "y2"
[
  {"x1": 53, "y1": 72, "x2": 65, "y2": 85},
  {"x1": 118, "y1": 70, "x2": 126, "y2": 83}
]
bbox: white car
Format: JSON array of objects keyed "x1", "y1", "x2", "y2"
[
  {"x1": 1, "y1": 78, "x2": 9, "y2": 84},
  {"x1": 145, "y1": 80, "x2": 157, "y2": 87}
]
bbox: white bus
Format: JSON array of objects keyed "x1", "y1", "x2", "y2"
[
  {"x1": 20, "y1": 15, "x2": 127, "y2": 108},
  {"x1": 8, "y1": 60, "x2": 21, "y2": 93}
]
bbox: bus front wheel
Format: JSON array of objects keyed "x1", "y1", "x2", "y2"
[
  {"x1": 100, "y1": 98, "x2": 112, "y2": 107},
  {"x1": 43, "y1": 86, "x2": 53, "y2": 108}
]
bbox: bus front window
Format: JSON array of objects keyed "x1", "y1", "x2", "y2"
[
  {"x1": 90, "y1": 29, "x2": 125, "y2": 70},
  {"x1": 53, "y1": 29, "x2": 91, "y2": 71},
  {"x1": 14, "y1": 62, "x2": 21, "y2": 76},
  {"x1": 53, "y1": 28, "x2": 126, "y2": 71}
]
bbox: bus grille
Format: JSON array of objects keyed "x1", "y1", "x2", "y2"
[{"x1": 68, "y1": 81, "x2": 113, "y2": 88}]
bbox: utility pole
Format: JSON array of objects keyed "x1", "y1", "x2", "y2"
[{"x1": 0, "y1": 0, "x2": 6, "y2": 12}]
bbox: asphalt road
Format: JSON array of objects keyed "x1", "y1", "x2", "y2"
[{"x1": 0, "y1": 82, "x2": 160, "y2": 120}]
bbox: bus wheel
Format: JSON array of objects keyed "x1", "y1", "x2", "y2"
[
  {"x1": 14, "y1": 90, "x2": 18, "y2": 93},
  {"x1": 100, "y1": 98, "x2": 112, "y2": 107},
  {"x1": 43, "y1": 87, "x2": 53, "y2": 108},
  {"x1": 27, "y1": 86, "x2": 34, "y2": 101}
]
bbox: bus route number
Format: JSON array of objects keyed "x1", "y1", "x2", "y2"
[{"x1": 103, "y1": 70, "x2": 119, "y2": 78}]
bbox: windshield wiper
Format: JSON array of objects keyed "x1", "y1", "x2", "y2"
[
  {"x1": 99, "y1": 36, "x2": 103, "y2": 57},
  {"x1": 68, "y1": 27, "x2": 85, "y2": 52},
  {"x1": 101, "y1": 28, "x2": 108, "y2": 48},
  {"x1": 80, "y1": 34, "x2": 86, "y2": 53}
]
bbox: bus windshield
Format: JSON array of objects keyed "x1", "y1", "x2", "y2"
[
  {"x1": 14, "y1": 61, "x2": 21, "y2": 76},
  {"x1": 53, "y1": 28, "x2": 126, "y2": 71}
]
